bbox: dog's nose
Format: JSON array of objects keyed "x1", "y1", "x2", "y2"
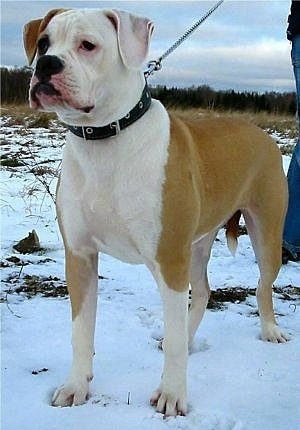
[{"x1": 35, "y1": 55, "x2": 64, "y2": 82}]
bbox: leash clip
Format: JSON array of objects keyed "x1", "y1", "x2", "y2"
[{"x1": 144, "y1": 59, "x2": 162, "y2": 78}]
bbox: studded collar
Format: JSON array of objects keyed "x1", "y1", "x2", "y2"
[{"x1": 68, "y1": 83, "x2": 151, "y2": 141}]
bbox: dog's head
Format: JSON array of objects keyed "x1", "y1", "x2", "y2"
[{"x1": 23, "y1": 8, "x2": 154, "y2": 125}]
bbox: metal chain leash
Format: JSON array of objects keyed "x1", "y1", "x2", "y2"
[{"x1": 145, "y1": 0, "x2": 225, "y2": 78}]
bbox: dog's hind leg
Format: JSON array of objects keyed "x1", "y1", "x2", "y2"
[
  {"x1": 243, "y1": 206, "x2": 289, "y2": 343},
  {"x1": 52, "y1": 249, "x2": 99, "y2": 406},
  {"x1": 188, "y1": 231, "x2": 216, "y2": 348}
]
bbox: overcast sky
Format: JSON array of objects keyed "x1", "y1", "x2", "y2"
[{"x1": 1, "y1": 0, "x2": 295, "y2": 93}]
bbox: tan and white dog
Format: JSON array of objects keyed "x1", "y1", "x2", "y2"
[{"x1": 23, "y1": 8, "x2": 289, "y2": 416}]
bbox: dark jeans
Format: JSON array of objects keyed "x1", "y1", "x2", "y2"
[{"x1": 283, "y1": 34, "x2": 300, "y2": 255}]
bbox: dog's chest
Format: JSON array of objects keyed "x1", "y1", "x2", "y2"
[
  {"x1": 59, "y1": 123, "x2": 170, "y2": 264},
  {"x1": 82, "y1": 162, "x2": 158, "y2": 263}
]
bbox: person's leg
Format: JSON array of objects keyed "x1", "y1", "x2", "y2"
[
  {"x1": 283, "y1": 142, "x2": 300, "y2": 258},
  {"x1": 282, "y1": 35, "x2": 300, "y2": 262},
  {"x1": 291, "y1": 35, "x2": 300, "y2": 113}
]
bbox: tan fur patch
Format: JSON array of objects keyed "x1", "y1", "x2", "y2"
[
  {"x1": 23, "y1": 9, "x2": 69, "y2": 64},
  {"x1": 64, "y1": 249, "x2": 98, "y2": 320},
  {"x1": 156, "y1": 115, "x2": 200, "y2": 292},
  {"x1": 156, "y1": 113, "x2": 286, "y2": 292}
]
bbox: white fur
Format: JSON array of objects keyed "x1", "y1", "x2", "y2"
[
  {"x1": 149, "y1": 269, "x2": 189, "y2": 416},
  {"x1": 57, "y1": 100, "x2": 170, "y2": 264}
]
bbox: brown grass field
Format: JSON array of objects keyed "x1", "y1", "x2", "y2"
[{"x1": 1, "y1": 103, "x2": 297, "y2": 156}]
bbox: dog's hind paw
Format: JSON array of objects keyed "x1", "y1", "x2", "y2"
[
  {"x1": 261, "y1": 324, "x2": 290, "y2": 343},
  {"x1": 52, "y1": 379, "x2": 90, "y2": 407}
]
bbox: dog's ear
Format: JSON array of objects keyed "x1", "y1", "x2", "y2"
[
  {"x1": 23, "y1": 18, "x2": 43, "y2": 65},
  {"x1": 105, "y1": 9, "x2": 154, "y2": 69},
  {"x1": 23, "y1": 8, "x2": 69, "y2": 65}
]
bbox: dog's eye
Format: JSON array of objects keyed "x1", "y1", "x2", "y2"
[
  {"x1": 80, "y1": 41, "x2": 96, "y2": 51},
  {"x1": 37, "y1": 36, "x2": 50, "y2": 55}
]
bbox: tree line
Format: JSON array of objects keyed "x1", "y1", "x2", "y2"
[
  {"x1": 1, "y1": 66, "x2": 296, "y2": 115},
  {"x1": 1, "y1": 67, "x2": 32, "y2": 105},
  {"x1": 150, "y1": 85, "x2": 296, "y2": 115}
]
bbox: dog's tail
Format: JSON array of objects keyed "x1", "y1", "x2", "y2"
[{"x1": 225, "y1": 210, "x2": 242, "y2": 256}]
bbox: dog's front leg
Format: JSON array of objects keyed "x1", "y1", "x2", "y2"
[
  {"x1": 52, "y1": 249, "x2": 98, "y2": 407},
  {"x1": 150, "y1": 278, "x2": 189, "y2": 416}
]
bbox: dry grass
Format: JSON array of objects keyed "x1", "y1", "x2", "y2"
[
  {"x1": 2, "y1": 103, "x2": 297, "y2": 145},
  {"x1": 1, "y1": 104, "x2": 57, "y2": 128},
  {"x1": 170, "y1": 107, "x2": 298, "y2": 139}
]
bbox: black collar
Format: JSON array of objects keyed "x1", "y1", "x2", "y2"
[{"x1": 68, "y1": 83, "x2": 151, "y2": 140}]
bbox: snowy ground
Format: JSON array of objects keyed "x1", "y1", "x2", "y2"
[{"x1": 1, "y1": 118, "x2": 300, "y2": 430}]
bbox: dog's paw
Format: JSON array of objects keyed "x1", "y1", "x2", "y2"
[
  {"x1": 52, "y1": 379, "x2": 90, "y2": 407},
  {"x1": 150, "y1": 388, "x2": 187, "y2": 417},
  {"x1": 261, "y1": 324, "x2": 290, "y2": 343}
]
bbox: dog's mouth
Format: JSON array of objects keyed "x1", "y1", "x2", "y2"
[
  {"x1": 31, "y1": 82, "x2": 60, "y2": 100},
  {"x1": 30, "y1": 82, "x2": 94, "y2": 113},
  {"x1": 80, "y1": 105, "x2": 94, "y2": 113}
]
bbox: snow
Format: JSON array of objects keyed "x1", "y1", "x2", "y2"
[{"x1": 1, "y1": 119, "x2": 300, "y2": 430}]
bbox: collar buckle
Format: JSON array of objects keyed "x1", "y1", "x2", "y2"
[{"x1": 109, "y1": 120, "x2": 121, "y2": 136}]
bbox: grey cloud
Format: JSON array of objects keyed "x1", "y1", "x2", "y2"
[{"x1": 1, "y1": 0, "x2": 295, "y2": 92}]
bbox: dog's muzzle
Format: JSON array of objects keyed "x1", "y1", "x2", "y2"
[{"x1": 31, "y1": 55, "x2": 64, "y2": 102}]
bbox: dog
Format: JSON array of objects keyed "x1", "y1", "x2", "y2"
[{"x1": 23, "y1": 8, "x2": 289, "y2": 416}]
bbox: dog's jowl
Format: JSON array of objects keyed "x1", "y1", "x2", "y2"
[{"x1": 23, "y1": 8, "x2": 289, "y2": 416}]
